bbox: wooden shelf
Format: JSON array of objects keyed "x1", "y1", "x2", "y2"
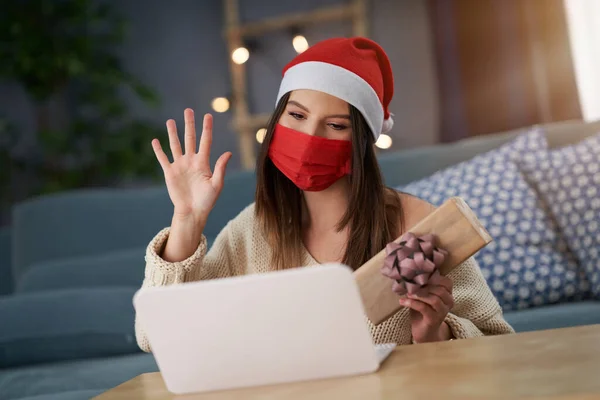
[
  {"x1": 222, "y1": 0, "x2": 368, "y2": 170},
  {"x1": 231, "y1": 113, "x2": 271, "y2": 132}
]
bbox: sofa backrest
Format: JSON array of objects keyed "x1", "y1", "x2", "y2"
[
  {"x1": 543, "y1": 118, "x2": 600, "y2": 148},
  {"x1": 11, "y1": 186, "x2": 173, "y2": 279},
  {"x1": 10, "y1": 170, "x2": 257, "y2": 279}
]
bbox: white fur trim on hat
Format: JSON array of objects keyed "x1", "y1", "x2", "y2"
[
  {"x1": 276, "y1": 61, "x2": 384, "y2": 140},
  {"x1": 382, "y1": 113, "x2": 394, "y2": 134}
]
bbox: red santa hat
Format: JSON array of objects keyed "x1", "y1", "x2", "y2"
[{"x1": 276, "y1": 37, "x2": 394, "y2": 140}]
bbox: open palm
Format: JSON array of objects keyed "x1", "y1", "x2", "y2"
[{"x1": 152, "y1": 109, "x2": 232, "y2": 221}]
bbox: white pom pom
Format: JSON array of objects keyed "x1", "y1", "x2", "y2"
[{"x1": 381, "y1": 115, "x2": 394, "y2": 134}]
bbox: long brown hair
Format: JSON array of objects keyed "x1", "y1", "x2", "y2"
[{"x1": 255, "y1": 92, "x2": 404, "y2": 270}]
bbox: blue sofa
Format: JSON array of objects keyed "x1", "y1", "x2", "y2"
[{"x1": 1, "y1": 119, "x2": 599, "y2": 399}]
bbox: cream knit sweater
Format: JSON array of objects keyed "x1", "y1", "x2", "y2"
[{"x1": 135, "y1": 203, "x2": 514, "y2": 353}]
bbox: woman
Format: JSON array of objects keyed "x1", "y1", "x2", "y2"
[{"x1": 136, "y1": 37, "x2": 514, "y2": 353}]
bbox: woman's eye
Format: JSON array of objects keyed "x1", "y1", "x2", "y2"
[
  {"x1": 328, "y1": 123, "x2": 347, "y2": 130},
  {"x1": 288, "y1": 112, "x2": 304, "y2": 120}
]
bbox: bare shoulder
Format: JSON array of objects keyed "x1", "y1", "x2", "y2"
[{"x1": 397, "y1": 191, "x2": 436, "y2": 232}]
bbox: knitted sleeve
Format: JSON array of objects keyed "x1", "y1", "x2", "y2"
[
  {"x1": 134, "y1": 216, "x2": 246, "y2": 352},
  {"x1": 443, "y1": 257, "x2": 515, "y2": 338}
]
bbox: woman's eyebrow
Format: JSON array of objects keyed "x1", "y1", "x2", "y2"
[
  {"x1": 287, "y1": 100, "x2": 309, "y2": 112},
  {"x1": 327, "y1": 114, "x2": 351, "y2": 120}
]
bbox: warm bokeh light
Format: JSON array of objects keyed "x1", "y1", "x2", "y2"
[
  {"x1": 231, "y1": 47, "x2": 250, "y2": 64},
  {"x1": 293, "y1": 35, "x2": 309, "y2": 53},
  {"x1": 256, "y1": 128, "x2": 267, "y2": 143},
  {"x1": 211, "y1": 97, "x2": 230, "y2": 113},
  {"x1": 375, "y1": 134, "x2": 393, "y2": 149}
]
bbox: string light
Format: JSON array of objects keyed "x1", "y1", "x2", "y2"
[
  {"x1": 211, "y1": 97, "x2": 230, "y2": 113},
  {"x1": 375, "y1": 134, "x2": 393, "y2": 149},
  {"x1": 256, "y1": 128, "x2": 267, "y2": 143},
  {"x1": 231, "y1": 47, "x2": 250, "y2": 64},
  {"x1": 293, "y1": 35, "x2": 309, "y2": 53}
]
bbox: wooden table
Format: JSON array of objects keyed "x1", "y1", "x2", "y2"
[{"x1": 94, "y1": 324, "x2": 600, "y2": 400}]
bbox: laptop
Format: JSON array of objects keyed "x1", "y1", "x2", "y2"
[{"x1": 133, "y1": 263, "x2": 396, "y2": 394}]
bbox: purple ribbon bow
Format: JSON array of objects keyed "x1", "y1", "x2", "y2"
[{"x1": 380, "y1": 232, "x2": 448, "y2": 296}]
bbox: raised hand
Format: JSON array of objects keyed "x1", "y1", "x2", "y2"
[{"x1": 152, "y1": 109, "x2": 232, "y2": 224}]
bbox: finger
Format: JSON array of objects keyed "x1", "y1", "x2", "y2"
[
  {"x1": 166, "y1": 119, "x2": 182, "y2": 159},
  {"x1": 427, "y1": 286, "x2": 455, "y2": 309},
  {"x1": 184, "y1": 108, "x2": 197, "y2": 155},
  {"x1": 400, "y1": 298, "x2": 437, "y2": 322},
  {"x1": 408, "y1": 289, "x2": 452, "y2": 314},
  {"x1": 212, "y1": 152, "x2": 232, "y2": 192},
  {"x1": 198, "y1": 113, "x2": 212, "y2": 170},
  {"x1": 436, "y1": 276, "x2": 453, "y2": 294},
  {"x1": 152, "y1": 139, "x2": 171, "y2": 171}
]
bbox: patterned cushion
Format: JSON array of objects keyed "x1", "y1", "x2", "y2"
[
  {"x1": 397, "y1": 128, "x2": 590, "y2": 311},
  {"x1": 518, "y1": 132, "x2": 600, "y2": 297}
]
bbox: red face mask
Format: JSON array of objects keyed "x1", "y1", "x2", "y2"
[{"x1": 268, "y1": 123, "x2": 352, "y2": 191}]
